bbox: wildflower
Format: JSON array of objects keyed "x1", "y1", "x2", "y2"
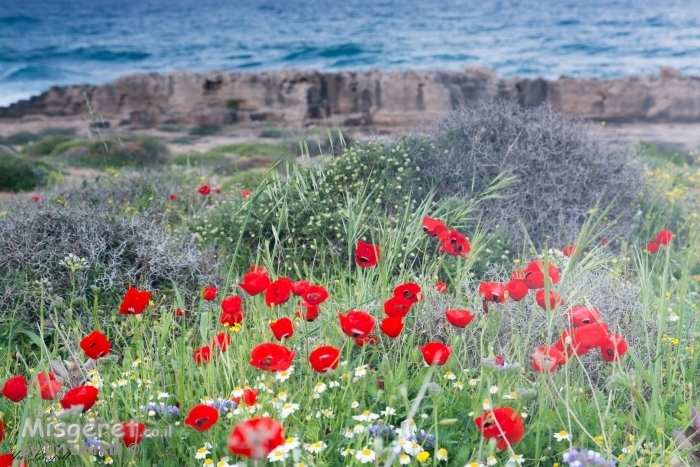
[
  {"x1": 198, "y1": 185, "x2": 211, "y2": 195},
  {"x1": 329, "y1": 380, "x2": 340, "y2": 388},
  {"x1": 304, "y1": 441, "x2": 326, "y2": 453},
  {"x1": 265, "y1": 278, "x2": 293, "y2": 307},
  {"x1": 267, "y1": 445, "x2": 286, "y2": 462},
  {"x1": 439, "y1": 230, "x2": 471, "y2": 257},
  {"x1": 394, "y1": 282, "x2": 423, "y2": 303},
  {"x1": 490, "y1": 385, "x2": 499, "y2": 394},
  {"x1": 195, "y1": 446, "x2": 211, "y2": 459},
  {"x1": 249, "y1": 343, "x2": 295, "y2": 372},
  {"x1": 567, "y1": 305, "x2": 601, "y2": 327},
  {"x1": 351, "y1": 400, "x2": 360, "y2": 409},
  {"x1": 338, "y1": 310, "x2": 376, "y2": 338},
  {"x1": 668, "y1": 312, "x2": 680, "y2": 322},
  {"x1": 340, "y1": 447, "x2": 353, "y2": 457},
  {"x1": 119, "y1": 287, "x2": 150, "y2": 314},
  {"x1": 279, "y1": 403, "x2": 300, "y2": 418},
  {"x1": 445, "y1": 309, "x2": 475, "y2": 328},
  {"x1": 241, "y1": 189, "x2": 251, "y2": 198},
  {"x1": 562, "y1": 245, "x2": 577, "y2": 257},
  {"x1": 532, "y1": 346, "x2": 565, "y2": 373},
  {"x1": 422, "y1": 216, "x2": 448, "y2": 238},
  {"x1": 308, "y1": 345, "x2": 341, "y2": 373},
  {"x1": 193, "y1": 346, "x2": 213, "y2": 364},
  {"x1": 60, "y1": 386, "x2": 98, "y2": 412},
  {"x1": 353, "y1": 424, "x2": 366, "y2": 434},
  {"x1": 353, "y1": 410, "x2": 380, "y2": 422},
  {"x1": 212, "y1": 332, "x2": 231, "y2": 352},
  {"x1": 79, "y1": 331, "x2": 111, "y2": 360},
  {"x1": 383, "y1": 296, "x2": 413, "y2": 318},
  {"x1": 313, "y1": 381, "x2": 327, "y2": 395},
  {"x1": 121, "y1": 421, "x2": 145, "y2": 446},
  {"x1": 554, "y1": 430, "x2": 572, "y2": 441},
  {"x1": 302, "y1": 284, "x2": 329, "y2": 305},
  {"x1": 275, "y1": 368, "x2": 294, "y2": 382},
  {"x1": 522, "y1": 260, "x2": 560, "y2": 289},
  {"x1": 355, "y1": 447, "x2": 376, "y2": 464},
  {"x1": 504, "y1": 278, "x2": 529, "y2": 301},
  {"x1": 654, "y1": 229, "x2": 673, "y2": 245},
  {"x1": 269, "y1": 317, "x2": 294, "y2": 341},
  {"x1": 453, "y1": 381, "x2": 464, "y2": 390},
  {"x1": 220, "y1": 296, "x2": 245, "y2": 326},
  {"x1": 436, "y1": 448, "x2": 448, "y2": 460},
  {"x1": 239, "y1": 269, "x2": 271, "y2": 296},
  {"x1": 283, "y1": 437, "x2": 300, "y2": 451},
  {"x1": 535, "y1": 289, "x2": 564, "y2": 310},
  {"x1": 599, "y1": 334, "x2": 628, "y2": 362},
  {"x1": 203, "y1": 285, "x2": 217, "y2": 301},
  {"x1": 509, "y1": 454, "x2": 525, "y2": 465},
  {"x1": 443, "y1": 371, "x2": 456, "y2": 380},
  {"x1": 420, "y1": 342, "x2": 452, "y2": 366},
  {"x1": 478, "y1": 282, "x2": 508, "y2": 303},
  {"x1": 503, "y1": 391, "x2": 517, "y2": 400},
  {"x1": 399, "y1": 454, "x2": 411, "y2": 465},
  {"x1": 561, "y1": 449, "x2": 616, "y2": 467},
  {"x1": 380, "y1": 316, "x2": 405, "y2": 338},
  {"x1": 184, "y1": 404, "x2": 219, "y2": 432},
  {"x1": 486, "y1": 455, "x2": 497, "y2": 466},
  {"x1": 228, "y1": 417, "x2": 285, "y2": 460},
  {"x1": 416, "y1": 451, "x2": 431, "y2": 463},
  {"x1": 356, "y1": 240, "x2": 380, "y2": 268},
  {"x1": 435, "y1": 281, "x2": 448, "y2": 293},
  {"x1": 35, "y1": 371, "x2": 61, "y2": 400},
  {"x1": 1, "y1": 375, "x2": 28, "y2": 402},
  {"x1": 296, "y1": 301, "x2": 321, "y2": 321},
  {"x1": 474, "y1": 407, "x2": 525, "y2": 450}
]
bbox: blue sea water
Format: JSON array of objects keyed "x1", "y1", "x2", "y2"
[{"x1": 1, "y1": 0, "x2": 700, "y2": 106}]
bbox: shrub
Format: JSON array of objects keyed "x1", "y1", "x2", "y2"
[
  {"x1": 173, "y1": 152, "x2": 227, "y2": 166},
  {"x1": 259, "y1": 127, "x2": 294, "y2": 139},
  {"x1": 204, "y1": 142, "x2": 289, "y2": 158},
  {"x1": 221, "y1": 167, "x2": 279, "y2": 192},
  {"x1": 188, "y1": 124, "x2": 221, "y2": 136},
  {"x1": 0, "y1": 153, "x2": 56, "y2": 192},
  {"x1": 63, "y1": 135, "x2": 170, "y2": 168},
  {"x1": 3, "y1": 131, "x2": 39, "y2": 145},
  {"x1": 38, "y1": 127, "x2": 75, "y2": 137},
  {"x1": 23, "y1": 136, "x2": 74, "y2": 157},
  {"x1": 157, "y1": 124, "x2": 184, "y2": 133},
  {"x1": 49, "y1": 138, "x2": 91, "y2": 157},
  {"x1": 411, "y1": 100, "x2": 644, "y2": 247}
]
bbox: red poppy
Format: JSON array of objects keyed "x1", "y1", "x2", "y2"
[
  {"x1": 60, "y1": 385, "x2": 98, "y2": 412},
  {"x1": 193, "y1": 346, "x2": 213, "y2": 364},
  {"x1": 654, "y1": 229, "x2": 673, "y2": 245},
  {"x1": 422, "y1": 216, "x2": 449, "y2": 238},
  {"x1": 296, "y1": 301, "x2": 320, "y2": 321},
  {"x1": 561, "y1": 245, "x2": 576, "y2": 257},
  {"x1": 232, "y1": 388, "x2": 258, "y2": 406},
  {"x1": 80, "y1": 331, "x2": 111, "y2": 360},
  {"x1": 239, "y1": 271, "x2": 271, "y2": 296},
  {"x1": 380, "y1": 317, "x2": 404, "y2": 338},
  {"x1": 435, "y1": 281, "x2": 448, "y2": 293},
  {"x1": 420, "y1": 342, "x2": 452, "y2": 366},
  {"x1": 203, "y1": 286, "x2": 217, "y2": 301},
  {"x1": 505, "y1": 279, "x2": 529, "y2": 301},
  {"x1": 646, "y1": 241, "x2": 660, "y2": 253},
  {"x1": 121, "y1": 421, "x2": 146, "y2": 446},
  {"x1": 302, "y1": 284, "x2": 329, "y2": 306},
  {"x1": 356, "y1": 240, "x2": 380, "y2": 268},
  {"x1": 220, "y1": 295, "x2": 245, "y2": 326},
  {"x1": 338, "y1": 310, "x2": 376, "y2": 338},
  {"x1": 494, "y1": 355, "x2": 505, "y2": 366},
  {"x1": 212, "y1": 333, "x2": 231, "y2": 352},
  {"x1": 474, "y1": 407, "x2": 525, "y2": 450},
  {"x1": 522, "y1": 260, "x2": 560, "y2": 289},
  {"x1": 383, "y1": 296, "x2": 413, "y2": 318},
  {"x1": 308, "y1": 345, "x2": 341, "y2": 373},
  {"x1": 119, "y1": 287, "x2": 150, "y2": 314},
  {"x1": 35, "y1": 372, "x2": 61, "y2": 400},
  {"x1": 249, "y1": 343, "x2": 295, "y2": 372},
  {"x1": 265, "y1": 277, "x2": 293, "y2": 307},
  {"x1": 535, "y1": 289, "x2": 564, "y2": 310},
  {"x1": 0, "y1": 453, "x2": 27, "y2": 467},
  {"x1": 198, "y1": 185, "x2": 211, "y2": 195},
  {"x1": 355, "y1": 335, "x2": 379, "y2": 346},
  {"x1": 445, "y1": 309, "x2": 474, "y2": 328},
  {"x1": 31, "y1": 195, "x2": 40, "y2": 203},
  {"x1": 269, "y1": 317, "x2": 294, "y2": 341},
  {"x1": 241, "y1": 189, "x2": 251, "y2": 198},
  {"x1": 228, "y1": 417, "x2": 285, "y2": 459},
  {"x1": 557, "y1": 322, "x2": 610, "y2": 356},
  {"x1": 439, "y1": 230, "x2": 471, "y2": 257},
  {"x1": 291, "y1": 280, "x2": 310, "y2": 296},
  {"x1": 600, "y1": 333, "x2": 628, "y2": 362},
  {"x1": 393, "y1": 282, "x2": 422, "y2": 303},
  {"x1": 184, "y1": 404, "x2": 220, "y2": 432},
  {"x1": 478, "y1": 282, "x2": 508, "y2": 303},
  {"x1": 567, "y1": 305, "x2": 601, "y2": 327},
  {"x1": 531, "y1": 346, "x2": 564, "y2": 373},
  {"x1": 174, "y1": 307, "x2": 185, "y2": 317},
  {"x1": 1, "y1": 375, "x2": 28, "y2": 402}
]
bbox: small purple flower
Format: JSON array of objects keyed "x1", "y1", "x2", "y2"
[
  {"x1": 562, "y1": 449, "x2": 617, "y2": 467},
  {"x1": 140, "y1": 402, "x2": 180, "y2": 417},
  {"x1": 416, "y1": 430, "x2": 435, "y2": 448}
]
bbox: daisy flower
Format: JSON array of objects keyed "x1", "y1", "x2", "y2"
[
  {"x1": 284, "y1": 437, "x2": 300, "y2": 451},
  {"x1": 216, "y1": 459, "x2": 232, "y2": 467},
  {"x1": 353, "y1": 410, "x2": 380, "y2": 422},
  {"x1": 509, "y1": 454, "x2": 525, "y2": 465},
  {"x1": 355, "y1": 448, "x2": 376, "y2": 464},
  {"x1": 482, "y1": 399, "x2": 492, "y2": 410},
  {"x1": 202, "y1": 460, "x2": 214, "y2": 467},
  {"x1": 104, "y1": 457, "x2": 114, "y2": 465},
  {"x1": 487, "y1": 455, "x2": 497, "y2": 466},
  {"x1": 277, "y1": 391, "x2": 288, "y2": 401},
  {"x1": 304, "y1": 441, "x2": 327, "y2": 454},
  {"x1": 340, "y1": 447, "x2": 353, "y2": 457},
  {"x1": 469, "y1": 378, "x2": 479, "y2": 387},
  {"x1": 489, "y1": 385, "x2": 499, "y2": 394},
  {"x1": 195, "y1": 446, "x2": 211, "y2": 460},
  {"x1": 465, "y1": 463, "x2": 485, "y2": 467},
  {"x1": 554, "y1": 430, "x2": 572, "y2": 442},
  {"x1": 353, "y1": 424, "x2": 366, "y2": 434},
  {"x1": 355, "y1": 365, "x2": 368, "y2": 377},
  {"x1": 275, "y1": 367, "x2": 294, "y2": 382},
  {"x1": 351, "y1": 401, "x2": 360, "y2": 409},
  {"x1": 503, "y1": 391, "x2": 518, "y2": 400},
  {"x1": 453, "y1": 381, "x2": 464, "y2": 390},
  {"x1": 329, "y1": 381, "x2": 340, "y2": 388},
  {"x1": 399, "y1": 454, "x2": 411, "y2": 465},
  {"x1": 279, "y1": 403, "x2": 300, "y2": 418},
  {"x1": 267, "y1": 446, "x2": 286, "y2": 462},
  {"x1": 343, "y1": 428, "x2": 355, "y2": 439},
  {"x1": 381, "y1": 406, "x2": 397, "y2": 416},
  {"x1": 443, "y1": 371, "x2": 456, "y2": 380},
  {"x1": 436, "y1": 448, "x2": 448, "y2": 461}
]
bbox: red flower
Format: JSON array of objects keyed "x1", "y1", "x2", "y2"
[
  {"x1": 232, "y1": 388, "x2": 258, "y2": 406},
  {"x1": 654, "y1": 229, "x2": 673, "y2": 245},
  {"x1": 562, "y1": 245, "x2": 577, "y2": 257},
  {"x1": 198, "y1": 185, "x2": 211, "y2": 195},
  {"x1": 355, "y1": 335, "x2": 379, "y2": 346},
  {"x1": 193, "y1": 346, "x2": 213, "y2": 364},
  {"x1": 383, "y1": 296, "x2": 413, "y2": 318},
  {"x1": 380, "y1": 317, "x2": 404, "y2": 338},
  {"x1": 338, "y1": 310, "x2": 376, "y2": 338},
  {"x1": 269, "y1": 317, "x2": 294, "y2": 341},
  {"x1": 119, "y1": 287, "x2": 150, "y2": 315},
  {"x1": 522, "y1": 260, "x2": 560, "y2": 289},
  {"x1": 239, "y1": 270, "x2": 271, "y2": 296},
  {"x1": 121, "y1": 421, "x2": 146, "y2": 446},
  {"x1": 0, "y1": 453, "x2": 27, "y2": 467},
  {"x1": 80, "y1": 331, "x2": 111, "y2": 360},
  {"x1": 556, "y1": 323, "x2": 610, "y2": 356},
  {"x1": 31, "y1": 195, "x2": 40, "y2": 203},
  {"x1": 445, "y1": 309, "x2": 474, "y2": 328},
  {"x1": 35, "y1": 372, "x2": 61, "y2": 400},
  {"x1": 420, "y1": 342, "x2": 452, "y2": 366},
  {"x1": 478, "y1": 282, "x2": 508, "y2": 303},
  {"x1": 175, "y1": 307, "x2": 185, "y2": 317},
  {"x1": 600, "y1": 333, "x2": 628, "y2": 362},
  {"x1": 567, "y1": 305, "x2": 601, "y2": 327},
  {"x1": 228, "y1": 417, "x2": 285, "y2": 459},
  {"x1": 356, "y1": 240, "x2": 380, "y2": 268},
  {"x1": 308, "y1": 345, "x2": 341, "y2": 373},
  {"x1": 435, "y1": 281, "x2": 447, "y2": 293},
  {"x1": 393, "y1": 282, "x2": 422, "y2": 303},
  {"x1": 184, "y1": 404, "x2": 219, "y2": 432},
  {"x1": 646, "y1": 241, "x2": 660, "y2": 253},
  {"x1": 1, "y1": 375, "x2": 28, "y2": 402},
  {"x1": 505, "y1": 279, "x2": 529, "y2": 301},
  {"x1": 212, "y1": 333, "x2": 231, "y2": 352},
  {"x1": 291, "y1": 280, "x2": 310, "y2": 296},
  {"x1": 439, "y1": 230, "x2": 471, "y2": 257},
  {"x1": 531, "y1": 346, "x2": 564, "y2": 373},
  {"x1": 296, "y1": 301, "x2": 320, "y2": 321},
  {"x1": 422, "y1": 216, "x2": 448, "y2": 238},
  {"x1": 60, "y1": 385, "x2": 98, "y2": 412},
  {"x1": 249, "y1": 343, "x2": 295, "y2": 372},
  {"x1": 302, "y1": 285, "x2": 329, "y2": 306},
  {"x1": 169, "y1": 193, "x2": 177, "y2": 201},
  {"x1": 265, "y1": 277, "x2": 292, "y2": 307},
  {"x1": 220, "y1": 295, "x2": 245, "y2": 326},
  {"x1": 241, "y1": 189, "x2": 251, "y2": 198},
  {"x1": 535, "y1": 289, "x2": 564, "y2": 310},
  {"x1": 214, "y1": 188, "x2": 221, "y2": 194},
  {"x1": 600, "y1": 236, "x2": 610, "y2": 245},
  {"x1": 474, "y1": 407, "x2": 525, "y2": 450},
  {"x1": 203, "y1": 286, "x2": 217, "y2": 301}
]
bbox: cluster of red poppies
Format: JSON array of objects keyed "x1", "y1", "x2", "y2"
[
  {"x1": 422, "y1": 216, "x2": 471, "y2": 258},
  {"x1": 646, "y1": 229, "x2": 673, "y2": 253}
]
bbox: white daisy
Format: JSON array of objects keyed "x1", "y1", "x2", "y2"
[
  {"x1": 436, "y1": 448, "x2": 448, "y2": 461},
  {"x1": 399, "y1": 454, "x2": 411, "y2": 465},
  {"x1": 353, "y1": 410, "x2": 380, "y2": 422},
  {"x1": 355, "y1": 448, "x2": 376, "y2": 464},
  {"x1": 355, "y1": 365, "x2": 367, "y2": 377},
  {"x1": 489, "y1": 385, "x2": 499, "y2": 394},
  {"x1": 351, "y1": 400, "x2": 360, "y2": 409},
  {"x1": 304, "y1": 441, "x2": 327, "y2": 454},
  {"x1": 267, "y1": 446, "x2": 286, "y2": 462},
  {"x1": 381, "y1": 406, "x2": 396, "y2": 416},
  {"x1": 194, "y1": 447, "x2": 210, "y2": 460},
  {"x1": 553, "y1": 430, "x2": 572, "y2": 442},
  {"x1": 284, "y1": 437, "x2": 300, "y2": 451},
  {"x1": 443, "y1": 371, "x2": 456, "y2": 380},
  {"x1": 509, "y1": 454, "x2": 525, "y2": 465},
  {"x1": 279, "y1": 403, "x2": 300, "y2": 419}
]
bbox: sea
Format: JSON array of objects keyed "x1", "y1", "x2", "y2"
[{"x1": 1, "y1": 0, "x2": 700, "y2": 107}]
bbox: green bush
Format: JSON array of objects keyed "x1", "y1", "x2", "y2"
[
  {"x1": 635, "y1": 140, "x2": 688, "y2": 167},
  {"x1": 171, "y1": 137, "x2": 194, "y2": 145},
  {"x1": 188, "y1": 124, "x2": 221, "y2": 136},
  {"x1": 4, "y1": 131, "x2": 39, "y2": 145},
  {"x1": 259, "y1": 127, "x2": 294, "y2": 139},
  {"x1": 38, "y1": 128, "x2": 75, "y2": 137},
  {"x1": 157, "y1": 124, "x2": 184, "y2": 133},
  {"x1": 221, "y1": 167, "x2": 280, "y2": 192},
  {"x1": 0, "y1": 153, "x2": 56, "y2": 192},
  {"x1": 49, "y1": 138, "x2": 91, "y2": 157},
  {"x1": 204, "y1": 142, "x2": 288, "y2": 158},
  {"x1": 63, "y1": 136, "x2": 170, "y2": 168},
  {"x1": 23, "y1": 136, "x2": 74, "y2": 157},
  {"x1": 173, "y1": 152, "x2": 227, "y2": 166}
]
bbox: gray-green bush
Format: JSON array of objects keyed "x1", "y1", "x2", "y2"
[{"x1": 0, "y1": 153, "x2": 56, "y2": 192}]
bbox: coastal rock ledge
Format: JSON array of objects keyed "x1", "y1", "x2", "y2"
[{"x1": 2, "y1": 66, "x2": 699, "y2": 126}]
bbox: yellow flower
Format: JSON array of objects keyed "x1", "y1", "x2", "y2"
[
  {"x1": 594, "y1": 435, "x2": 604, "y2": 445},
  {"x1": 416, "y1": 451, "x2": 430, "y2": 463}
]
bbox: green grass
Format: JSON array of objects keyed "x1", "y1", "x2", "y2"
[{"x1": 157, "y1": 125, "x2": 185, "y2": 133}]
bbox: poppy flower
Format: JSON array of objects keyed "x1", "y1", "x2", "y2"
[
  {"x1": 232, "y1": 388, "x2": 258, "y2": 406},
  {"x1": 220, "y1": 296, "x2": 245, "y2": 325},
  {"x1": 522, "y1": 260, "x2": 560, "y2": 289},
  {"x1": 174, "y1": 307, "x2": 185, "y2": 317},
  {"x1": 420, "y1": 342, "x2": 452, "y2": 366},
  {"x1": 531, "y1": 346, "x2": 565, "y2": 373},
  {"x1": 228, "y1": 417, "x2": 285, "y2": 459},
  {"x1": 439, "y1": 230, "x2": 471, "y2": 257},
  {"x1": 1, "y1": 375, "x2": 28, "y2": 402},
  {"x1": 119, "y1": 287, "x2": 150, "y2": 315},
  {"x1": 35, "y1": 372, "x2": 61, "y2": 400},
  {"x1": 249, "y1": 343, "x2": 295, "y2": 372},
  {"x1": 535, "y1": 289, "x2": 564, "y2": 310},
  {"x1": 296, "y1": 301, "x2": 320, "y2": 321},
  {"x1": 478, "y1": 282, "x2": 508, "y2": 303},
  {"x1": 198, "y1": 185, "x2": 211, "y2": 195},
  {"x1": 394, "y1": 282, "x2": 422, "y2": 303},
  {"x1": 291, "y1": 280, "x2": 310, "y2": 296},
  {"x1": 0, "y1": 454, "x2": 27, "y2": 467},
  {"x1": 302, "y1": 285, "x2": 329, "y2": 306},
  {"x1": 60, "y1": 385, "x2": 98, "y2": 412},
  {"x1": 557, "y1": 323, "x2": 610, "y2": 356},
  {"x1": 474, "y1": 407, "x2": 525, "y2": 450},
  {"x1": 494, "y1": 355, "x2": 505, "y2": 366},
  {"x1": 646, "y1": 241, "x2": 660, "y2": 253},
  {"x1": 269, "y1": 317, "x2": 294, "y2": 341},
  {"x1": 355, "y1": 335, "x2": 379, "y2": 346},
  {"x1": 380, "y1": 317, "x2": 404, "y2": 338},
  {"x1": 567, "y1": 305, "x2": 601, "y2": 327},
  {"x1": 445, "y1": 309, "x2": 474, "y2": 328},
  {"x1": 654, "y1": 229, "x2": 673, "y2": 245},
  {"x1": 239, "y1": 271, "x2": 271, "y2": 296},
  {"x1": 241, "y1": 189, "x2": 251, "y2": 198},
  {"x1": 338, "y1": 310, "x2": 376, "y2": 338},
  {"x1": 193, "y1": 346, "x2": 213, "y2": 364},
  {"x1": 265, "y1": 277, "x2": 293, "y2": 307},
  {"x1": 80, "y1": 331, "x2": 111, "y2": 360},
  {"x1": 505, "y1": 279, "x2": 529, "y2": 301},
  {"x1": 383, "y1": 296, "x2": 413, "y2": 318},
  {"x1": 249, "y1": 265, "x2": 269, "y2": 275},
  {"x1": 308, "y1": 345, "x2": 341, "y2": 373},
  {"x1": 422, "y1": 216, "x2": 449, "y2": 238},
  {"x1": 121, "y1": 421, "x2": 146, "y2": 446},
  {"x1": 212, "y1": 333, "x2": 231, "y2": 352},
  {"x1": 203, "y1": 286, "x2": 217, "y2": 301},
  {"x1": 435, "y1": 281, "x2": 448, "y2": 293},
  {"x1": 600, "y1": 333, "x2": 628, "y2": 362},
  {"x1": 184, "y1": 404, "x2": 219, "y2": 432},
  {"x1": 562, "y1": 245, "x2": 577, "y2": 257},
  {"x1": 356, "y1": 240, "x2": 380, "y2": 268},
  {"x1": 31, "y1": 195, "x2": 40, "y2": 203}
]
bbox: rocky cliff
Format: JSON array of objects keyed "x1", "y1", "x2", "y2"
[{"x1": 2, "y1": 66, "x2": 699, "y2": 126}]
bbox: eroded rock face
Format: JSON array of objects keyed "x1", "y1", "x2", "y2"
[{"x1": 2, "y1": 67, "x2": 699, "y2": 125}]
